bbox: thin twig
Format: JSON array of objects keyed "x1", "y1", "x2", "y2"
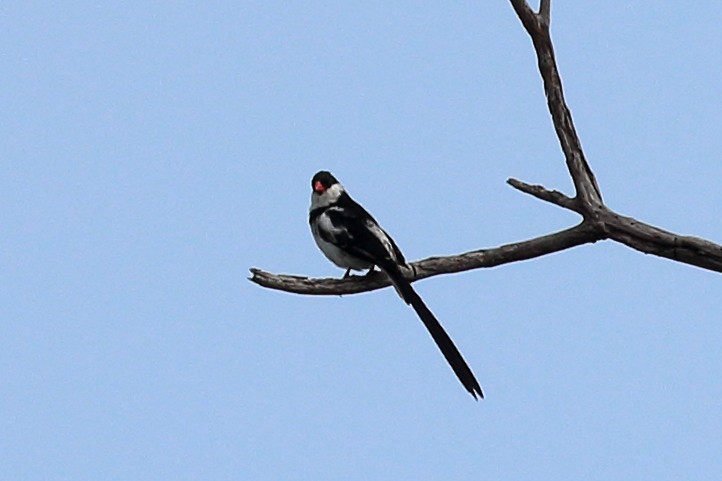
[{"x1": 507, "y1": 178, "x2": 577, "y2": 211}]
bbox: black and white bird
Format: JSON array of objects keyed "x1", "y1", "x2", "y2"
[{"x1": 309, "y1": 170, "x2": 483, "y2": 399}]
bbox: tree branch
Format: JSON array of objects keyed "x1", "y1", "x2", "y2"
[
  {"x1": 539, "y1": 0, "x2": 551, "y2": 25},
  {"x1": 510, "y1": 0, "x2": 602, "y2": 210},
  {"x1": 249, "y1": 2, "x2": 722, "y2": 298},
  {"x1": 507, "y1": 178, "x2": 578, "y2": 212},
  {"x1": 600, "y1": 211, "x2": 722, "y2": 272},
  {"x1": 250, "y1": 223, "x2": 602, "y2": 296}
]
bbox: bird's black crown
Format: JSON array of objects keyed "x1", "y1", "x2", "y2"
[{"x1": 311, "y1": 170, "x2": 339, "y2": 190}]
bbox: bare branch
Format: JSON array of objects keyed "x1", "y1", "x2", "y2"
[
  {"x1": 250, "y1": 223, "x2": 601, "y2": 296},
  {"x1": 510, "y1": 0, "x2": 602, "y2": 210},
  {"x1": 249, "y1": 3, "x2": 722, "y2": 299},
  {"x1": 509, "y1": 0, "x2": 540, "y2": 35},
  {"x1": 539, "y1": 0, "x2": 551, "y2": 25},
  {"x1": 504, "y1": 1, "x2": 722, "y2": 273},
  {"x1": 507, "y1": 178, "x2": 577, "y2": 211},
  {"x1": 600, "y1": 211, "x2": 722, "y2": 272}
]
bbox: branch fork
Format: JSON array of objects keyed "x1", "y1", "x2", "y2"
[{"x1": 250, "y1": 0, "x2": 722, "y2": 296}]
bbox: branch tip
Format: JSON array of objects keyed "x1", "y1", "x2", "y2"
[{"x1": 507, "y1": 178, "x2": 577, "y2": 211}]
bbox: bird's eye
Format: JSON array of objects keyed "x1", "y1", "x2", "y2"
[{"x1": 313, "y1": 180, "x2": 326, "y2": 193}]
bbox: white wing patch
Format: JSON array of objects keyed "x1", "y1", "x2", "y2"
[
  {"x1": 317, "y1": 210, "x2": 347, "y2": 243},
  {"x1": 366, "y1": 218, "x2": 399, "y2": 263}
]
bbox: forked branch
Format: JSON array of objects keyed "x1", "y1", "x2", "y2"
[{"x1": 249, "y1": 0, "x2": 721, "y2": 296}]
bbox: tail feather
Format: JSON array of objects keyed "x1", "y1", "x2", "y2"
[{"x1": 381, "y1": 262, "x2": 483, "y2": 399}]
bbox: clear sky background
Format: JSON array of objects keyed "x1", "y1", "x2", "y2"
[{"x1": 2, "y1": 2, "x2": 721, "y2": 480}]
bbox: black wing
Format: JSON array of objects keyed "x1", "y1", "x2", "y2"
[{"x1": 322, "y1": 210, "x2": 386, "y2": 264}]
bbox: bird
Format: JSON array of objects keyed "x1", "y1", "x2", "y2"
[{"x1": 308, "y1": 170, "x2": 483, "y2": 399}]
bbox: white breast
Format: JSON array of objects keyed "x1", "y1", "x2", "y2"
[{"x1": 311, "y1": 215, "x2": 372, "y2": 271}]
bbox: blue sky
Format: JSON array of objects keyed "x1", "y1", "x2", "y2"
[{"x1": 2, "y1": 2, "x2": 721, "y2": 480}]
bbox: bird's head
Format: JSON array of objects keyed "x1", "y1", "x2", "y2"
[{"x1": 310, "y1": 170, "x2": 344, "y2": 208}]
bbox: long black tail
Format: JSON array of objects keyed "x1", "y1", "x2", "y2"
[{"x1": 382, "y1": 262, "x2": 483, "y2": 399}]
